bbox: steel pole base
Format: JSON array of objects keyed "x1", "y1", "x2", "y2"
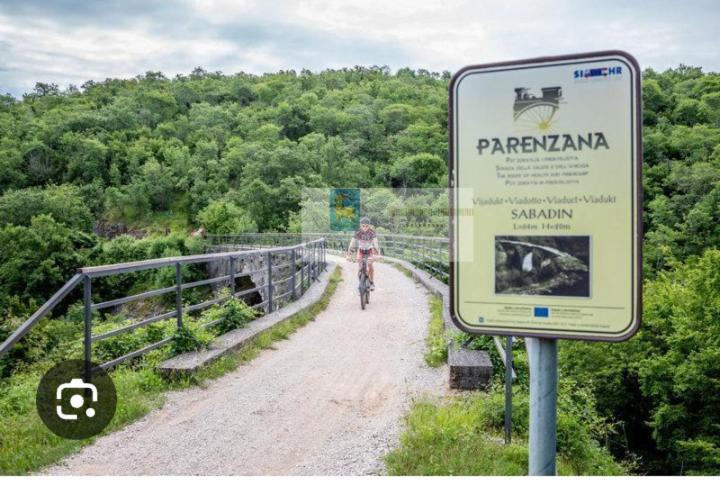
[{"x1": 526, "y1": 337, "x2": 558, "y2": 476}]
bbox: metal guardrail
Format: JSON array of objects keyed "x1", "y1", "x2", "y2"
[
  {"x1": 0, "y1": 238, "x2": 327, "y2": 373},
  {"x1": 0, "y1": 274, "x2": 84, "y2": 360},
  {"x1": 210, "y1": 232, "x2": 514, "y2": 380},
  {"x1": 209, "y1": 232, "x2": 449, "y2": 283}
]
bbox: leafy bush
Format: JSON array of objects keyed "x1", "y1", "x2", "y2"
[
  {"x1": 196, "y1": 199, "x2": 258, "y2": 234},
  {"x1": 0, "y1": 215, "x2": 92, "y2": 313},
  {"x1": 560, "y1": 248, "x2": 720, "y2": 474},
  {"x1": 195, "y1": 290, "x2": 258, "y2": 334},
  {"x1": 0, "y1": 184, "x2": 94, "y2": 231},
  {"x1": 0, "y1": 305, "x2": 84, "y2": 377},
  {"x1": 213, "y1": 295, "x2": 258, "y2": 334},
  {"x1": 169, "y1": 320, "x2": 214, "y2": 356},
  {"x1": 92, "y1": 314, "x2": 170, "y2": 364}
]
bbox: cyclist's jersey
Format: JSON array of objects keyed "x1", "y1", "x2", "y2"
[{"x1": 355, "y1": 227, "x2": 376, "y2": 254}]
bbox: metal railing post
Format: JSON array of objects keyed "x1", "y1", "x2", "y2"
[
  {"x1": 300, "y1": 246, "x2": 305, "y2": 295},
  {"x1": 308, "y1": 243, "x2": 313, "y2": 282},
  {"x1": 290, "y1": 248, "x2": 296, "y2": 299},
  {"x1": 266, "y1": 251, "x2": 273, "y2": 313},
  {"x1": 309, "y1": 243, "x2": 314, "y2": 282},
  {"x1": 313, "y1": 242, "x2": 320, "y2": 282},
  {"x1": 175, "y1": 262, "x2": 183, "y2": 328},
  {"x1": 83, "y1": 275, "x2": 92, "y2": 381},
  {"x1": 229, "y1": 256, "x2": 236, "y2": 296},
  {"x1": 313, "y1": 242, "x2": 318, "y2": 281},
  {"x1": 307, "y1": 245, "x2": 312, "y2": 286}
]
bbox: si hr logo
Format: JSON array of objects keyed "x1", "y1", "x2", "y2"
[{"x1": 574, "y1": 66, "x2": 623, "y2": 79}]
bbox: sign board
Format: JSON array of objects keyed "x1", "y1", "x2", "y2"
[{"x1": 449, "y1": 51, "x2": 642, "y2": 341}]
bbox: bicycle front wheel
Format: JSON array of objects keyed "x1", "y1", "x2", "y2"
[{"x1": 360, "y1": 276, "x2": 367, "y2": 310}]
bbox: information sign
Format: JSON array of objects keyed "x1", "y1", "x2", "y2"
[{"x1": 449, "y1": 51, "x2": 642, "y2": 341}]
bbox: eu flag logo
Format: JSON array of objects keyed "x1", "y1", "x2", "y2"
[{"x1": 533, "y1": 307, "x2": 549, "y2": 318}]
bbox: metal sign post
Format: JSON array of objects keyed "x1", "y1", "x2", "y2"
[
  {"x1": 448, "y1": 51, "x2": 642, "y2": 476},
  {"x1": 504, "y1": 335, "x2": 513, "y2": 445},
  {"x1": 526, "y1": 337, "x2": 558, "y2": 475}
]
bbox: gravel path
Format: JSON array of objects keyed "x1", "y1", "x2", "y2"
[{"x1": 44, "y1": 256, "x2": 447, "y2": 475}]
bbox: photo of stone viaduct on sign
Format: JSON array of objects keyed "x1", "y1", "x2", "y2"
[{"x1": 494, "y1": 235, "x2": 590, "y2": 297}]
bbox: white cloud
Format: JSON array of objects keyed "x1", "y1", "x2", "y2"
[{"x1": 0, "y1": 0, "x2": 717, "y2": 96}]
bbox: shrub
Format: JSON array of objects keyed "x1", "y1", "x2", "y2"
[
  {"x1": 200, "y1": 291, "x2": 258, "y2": 334},
  {"x1": 197, "y1": 200, "x2": 257, "y2": 234},
  {"x1": 92, "y1": 314, "x2": 171, "y2": 364},
  {"x1": 0, "y1": 184, "x2": 94, "y2": 231},
  {"x1": 0, "y1": 215, "x2": 92, "y2": 309},
  {"x1": 169, "y1": 321, "x2": 214, "y2": 356}
]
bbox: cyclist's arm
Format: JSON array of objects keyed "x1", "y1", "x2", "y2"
[
  {"x1": 372, "y1": 237, "x2": 380, "y2": 256},
  {"x1": 346, "y1": 237, "x2": 357, "y2": 257}
]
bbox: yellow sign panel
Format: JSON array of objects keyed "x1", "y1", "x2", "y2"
[{"x1": 449, "y1": 51, "x2": 642, "y2": 341}]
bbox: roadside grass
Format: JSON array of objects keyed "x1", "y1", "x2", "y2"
[
  {"x1": 384, "y1": 389, "x2": 629, "y2": 476},
  {"x1": 424, "y1": 295, "x2": 447, "y2": 367},
  {"x1": 0, "y1": 266, "x2": 342, "y2": 475},
  {"x1": 379, "y1": 259, "x2": 627, "y2": 476},
  {"x1": 386, "y1": 260, "x2": 414, "y2": 279}
]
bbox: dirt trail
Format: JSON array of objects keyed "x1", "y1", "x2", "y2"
[{"x1": 44, "y1": 256, "x2": 447, "y2": 475}]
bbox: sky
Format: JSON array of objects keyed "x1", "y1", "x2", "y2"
[{"x1": 0, "y1": 0, "x2": 718, "y2": 97}]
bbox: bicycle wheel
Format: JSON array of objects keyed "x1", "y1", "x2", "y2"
[
  {"x1": 359, "y1": 274, "x2": 366, "y2": 310},
  {"x1": 513, "y1": 102, "x2": 559, "y2": 131}
]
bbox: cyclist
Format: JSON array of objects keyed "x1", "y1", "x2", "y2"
[{"x1": 346, "y1": 217, "x2": 379, "y2": 290}]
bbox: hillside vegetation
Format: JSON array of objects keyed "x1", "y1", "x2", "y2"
[{"x1": 0, "y1": 65, "x2": 719, "y2": 474}]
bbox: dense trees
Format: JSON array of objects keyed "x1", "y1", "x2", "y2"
[
  {"x1": 641, "y1": 66, "x2": 720, "y2": 275},
  {"x1": 0, "y1": 67, "x2": 449, "y2": 234},
  {"x1": 553, "y1": 66, "x2": 720, "y2": 475},
  {"x1": 560, "y1": 249, "x2": 720, "y2": 474}
]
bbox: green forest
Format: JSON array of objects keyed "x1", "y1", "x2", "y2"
[{"x1": 0, "y1": 65, "x2": 719, "y2": 474}]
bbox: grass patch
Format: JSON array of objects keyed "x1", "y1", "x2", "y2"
[
  {"x1": 384, "y1": 260, "x2": 415, "y2": 279},
  {"x1": 384, "y1": 389, "x2": 630, "y2": 476},
  {"x1": 424, "y1": 295, "x2": 447, "y2": 367},
  {"x1": 0, "y1": 266, "x2": 342, "y2": 475}
]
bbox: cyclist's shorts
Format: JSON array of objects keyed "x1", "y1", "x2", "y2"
[{"x1": 358, "y1": 248, "x2": 375, "y2": 258}]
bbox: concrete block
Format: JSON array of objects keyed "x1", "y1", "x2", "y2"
[{"x1": 448, "y1": 345, "x2": 493, "y2": 390}]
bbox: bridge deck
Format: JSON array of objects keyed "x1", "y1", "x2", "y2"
[{"x1": 42, "y1": 256, "x2": 447, "y2": 476}]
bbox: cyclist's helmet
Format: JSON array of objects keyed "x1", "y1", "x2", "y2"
[{"x1": 360, "y1": 217, "x2": 371, "y2": 225}]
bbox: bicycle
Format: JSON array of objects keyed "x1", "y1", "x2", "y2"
[
  {"x1": 358, "y1": 255, "x2": 371, "y2": 310},
  {"x1": 348, "y1": 253, "x2": 378, "y2": 310}
]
